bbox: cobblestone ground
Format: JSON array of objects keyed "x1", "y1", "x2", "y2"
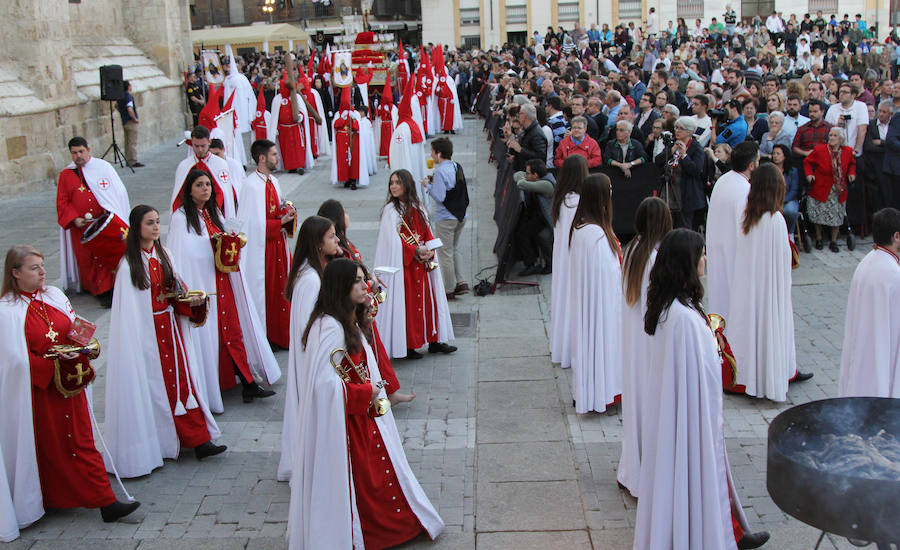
[{"x1": 0, "y1": 116, "x2": 874, "y2": 550}]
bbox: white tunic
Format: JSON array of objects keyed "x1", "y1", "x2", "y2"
[
  {"x1": 550, "y1": 193, "x2": 580, "y2": 367},
  {"x1": 839, "y1": 248, "x2": 900, "y2": 397},
  {"x1": 388, "y1": 121, "x2": 427, "y2": 191},
  {"x1": 705, "y1": 171, "x2": 750, "y2": 325},
  {"x1": 617, "y1": 247, "x2": 657, "y2": 497},
  {"x1": 286, "y1": 317, "x2": 444, "y2": 549},
  {"x1": 373, "y1": 204, "x2": 454, "y2": 359},
  {"x1": 104, "y1": 249, "x2": 220, "y2": 478},
  {"x1": 634, "y1": 300, "x2": 740, "y2": 550},
  {"x1": 729, "y1": 212, "x2": 796, "y2": 401},
  {"x1": 58, "y1": 157, "x2": 131, "y2": 292},
  {"x1": 277, "y1": 264, "x2": 320, "y2": 482},
  {"x1": 567, "y1": 224, "x2": 623, "y2": 413}
]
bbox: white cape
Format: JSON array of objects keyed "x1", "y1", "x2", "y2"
[
  {"x1": 0, "y1": 290, "x2": 54, "y2": 541},
  {"x1": 277, "y1": 264, "x2": 320, "y2": 482},
  {"x1": 839, "y1": 248, "x2": 900, "y2": 397},
  {"x1": 410, "y1": 98, "x2": 426, "y2": 139},
  {"x1": 550, "y1": 193, "x2": 580, "y2": 367},
  {"x1": 165, "y1": 208, "x2": 281, "y2": 413},
  {"x1": 633, "y1": 300, "x2": 740, "y2": 550},
  {"x1": 388, "y1": 122, "x2": 427, "y2": 187},
  {"x1": 330, "y1": 112, "x2": 371, "y2": 188},
  {"x1": 171, "y1": 153, "x2": 237, "y2": 219},
  {"x1": 268, "y1": 92, "x2": 315, "y2": 171},
  {"x1": 729, "y1": 212, "x2": 796, "y2": 401},
  {"x1": 104, "y1": 250, "x2": 220, "y2": 478},
  {"x1": 286, "y1": 316, "x2": 444, "y2": 549},
  {"x1": 373, "y1": 204, "x2": 454, "y2": 358},
  {"x1": 311, "y1": 89, "x2": 332, "y2": 157},
  {"x1": 567, "y1": 225, "x2": 622, "y2": 413},
  {"x1": 617, "y1": 247, "x2": 657, "y2": 497},
  {"x1": 58, "y1": 157, "x2": 131, "y2": 291},
  {"x1": 237, "y1": 171, "x2": 291, "y2": 328},
  {"x1": 705, "y1": 171, "x2": 750, "y2": 324},
  {"x1": 358, "y1": 117, "x2": 378, "y2": 176}
]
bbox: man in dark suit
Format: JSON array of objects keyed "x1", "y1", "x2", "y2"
[
  {"x1": 859, "y1": 101, "x2": 893, "y2": 220},
  {"x1": 635, "y1": 93, "x2": 661, "y2": 138},
  {"x1": 883, "y1": 107, "x2": 900, "y2": 209}
]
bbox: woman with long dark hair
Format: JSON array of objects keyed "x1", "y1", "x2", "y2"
[
  {"x1": 550, "y1": 154, "x2": 589, "y2": 369},
  {"x1": 373, "y1": 169, "x2": 455, "y2": 359},
  {"x1": 636, "y1": 229, "x2": 769, "y2": 550},
  {"x1": 728, "y1": 163, "x2": 802, "y2": 401},
  {"x1": 277, "y1": 215, "x2": 341, "y2": 482},
  {"x1": 317, "y1": 198, "x2": 362, "y2": 262},
  {"x1": 287, "y1": 259, "x2": 444, "y2": 549},
  {"x1": 166, "y1": 170, "x2": 280, "y2": 413},
  {"x1": 567, "y1": 174, "x2": 622, "y2": 413},
  {"x1": 770, "y1": 143, "x2": 800, "y2": 235},
  {"x1": 105, "y1": 206, "x2": 225, "y2": 478},
  {"x1": 617, "y1": 197, "x2": 671, "y2": 497},
  {"x1": 0, "y1": 246, "x2": 139, "y2": 531}
]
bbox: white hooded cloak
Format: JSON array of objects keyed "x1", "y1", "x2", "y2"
[{"x1": 550, "y1": 193, "x2": 580, "y2": 367}]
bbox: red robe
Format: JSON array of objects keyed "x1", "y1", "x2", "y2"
[
  {"x1": 264, "y1": 180, "x2": 291, "y2": 348},
  {"x1": 148, "y1": 253, "x2": 211, "y2": 448},
  {"x1": 277, "y1": 96, "x2": 307, "y2": 171},
  {"x1": 415, "y1": 73, "x2": 431, "y2": 131},
  {"x1": 334, "y1": 114, "x2": 361, "y2": 182},
  {"x1": 435, "y1": 75, "x2": 455, "y2": 132},
  {"x1": 400, "y1": 209, "x2": 438, "y2": 349},
  {"x1": 341, "y1": 349, "x2": 423, "y2": 549},
  {"x1": 200, "y1": 212, "x2": 255, "y2": 389},
  {"x1": 56, "y1": 167, "x2": 118, "y2": 295},
  {"x1": 23, "y1": 292, "x2": 116, "y2": 509},
  {"x1": 378, "y1": 104, "x2": 394, "y2": 156}
]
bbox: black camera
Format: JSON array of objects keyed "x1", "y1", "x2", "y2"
[
  {"x1": 661, "y1": 131, "x2": 676, "y2": 147},
  {"x1": 709, "y1": 108, "x2": 728, "y2": 122},
  {"x1": 842, "y1": 114, "x2": 852, "y2": 121}
]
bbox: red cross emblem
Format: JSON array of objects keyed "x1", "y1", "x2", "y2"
[
  {"x1": 281, "y1": 98, "x2": 289, "y2": 106},
  {"x1": 219, "y1": 170, "x2": 229, "y2": 182},
  {"x1": 97, "y1": 178, "x2": 110, "y2": 189},
  {"x1": 394, "y1": 134, "x2": 404, "y2": 143},
  {"x1": 255, "y1": 110, "x2": 262, "y2": 118}
]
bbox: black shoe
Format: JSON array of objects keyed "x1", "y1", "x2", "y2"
[
  {"x1": 829, "y1": 241, "x2": 839, "y2": 252},
  {"x1": 194, "y1": 441, "x2": 227, "y2": 461},
  {"x1": 518, "y1": 263, "x2": 540, "y2": 276},
  {"x1": 350, "y1": 180, "x2": 358, "y2": 190},
  {"x1": 450, "y1": 130, "x2": 456, "y2": 135},
  {"x1": 814, "y1": 239, "x2": 824, "y2": 250},
  {"x1": 131, "y1": 162, "x2": 145, "y2": 168},
  {"x1": 406, "y1": 349, "x2": 424, "y2": 360},
  {"x1": 737, "y1": 531, "x2": 770, "y2": 549},
  {"x1": 242, "y1": 382, "x2": 276, "y2": 403},
  {"x1": 538, "y1": 263, "x2": 552, "y2": 274},
  {"x1": 344, "y1": 181, "x2": 351, "y2": 188},
  {"x1": 428, "y1": 342, "x2": 457, "y2": 354},
  {"x1": 97, "y1": 290, "x2": 114, "y2": 308},
  {"x1": 100, "y1": 500, "x2": 141, "y2": 523},
  {"x1": 793, "y1": 371, "x2": 814, "y2": 382}
]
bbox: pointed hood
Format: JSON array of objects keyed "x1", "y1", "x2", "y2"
[
  {"x1": 420, "y1": 46, "x2": 431, "y2": 74},
  {"x1": 278, "y1": 72, "x2": 290, "y2": 98},
  {"x1": 252, "y1": 85, "x2": 267, "y2": 128},
  {"x1": 307, "y1": 54, "x2": 316, "y2": 80},
  {"x1": 338, "y1": 85, "x2": 352, "y2": 115},
  {"x1": 380, "y1": 79, "x2": 393, "y2": 108},
  {"x1": 198, "y1": 85, "x2": 221, "y2": 130},
  {"x1": 225, "y1": 44, "x2": 238, "y2": 76},
  {"x1": 397, "y1": 77, "x2": 422, "y2": 143},
  {"x1": 431, "y1": 44, "x2": 444, "y2": 73}
]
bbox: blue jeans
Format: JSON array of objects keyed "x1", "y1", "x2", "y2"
[{"x1": 783, "y1": 200, "x2": 799, "y2": 234}]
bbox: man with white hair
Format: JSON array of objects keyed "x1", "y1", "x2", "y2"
[
  {"x1": 604, "y1": 120, "x2": 648, "y2": 179},
  {"x1": 604, "y1": 91, "x2": 624, "y2": 127},
  {"x1": 662, "y1": 104, "x2": 680, "y2": 125}
]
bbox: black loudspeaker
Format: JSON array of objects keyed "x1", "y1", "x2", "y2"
[{"x1": 99, "y1": 65, "x2": 125, "y2": 101}]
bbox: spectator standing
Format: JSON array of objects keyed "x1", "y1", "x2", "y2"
[
  {"x1": 804, "y1": 127, "x2": 857, "y2": 251},
  {"x1": 554, "y1": 116, "x2": 603, "y2": 168},
  {"x1": 792, "y1": 99, "x2": 833, "y2": 159},
  {"x1": 185, "y1": 72, "x2": 205, "y2": 127},
  {"x1": 424, "y1": 137, "x2": 470, "y2": 299},
  {"x1": 117, "y1": 80, "x2": 143, "y2": 168},
  {"x1": 825, "y1": 82, "x2": 869, "y2": 156}
]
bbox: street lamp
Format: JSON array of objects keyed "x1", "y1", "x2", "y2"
[{"x1": 262, "y1": 0, "x2": 275, "y2": 23}]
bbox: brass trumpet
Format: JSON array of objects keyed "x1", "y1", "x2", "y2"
[
  {"x1": 281, "y1": 200, "x2": 298, "y2": 238},
  {"x1": 43, "y1": 337, "x2": 101, "y2": 360},
  {"x1": 156, "y1": 289, "x2": 214, "y2": 303},
  {"x1": 329, "y1": 347, "x2": 391, "y2": 416},
  {"x1": 365, "y1": 285, "x2": 387, "y2": 319},
  {"x1": 396, "y1": 218, "x2": 437, "y2": 271}
]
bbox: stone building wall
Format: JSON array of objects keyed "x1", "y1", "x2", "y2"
[{"x1": 0, "y1": 0, "x2": 193, "y2": 198}]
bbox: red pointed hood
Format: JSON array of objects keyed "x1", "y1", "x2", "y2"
[
  {"x1": 398, "y1": 39, "x2": 406, "y2": 61},
  {"x1": 397, "y1": 77, "x2": 422, "y2": 144},
  {"x1": 432, "y1": 45, "x2": 444, "y2": 73},
  {"x1": 198, "y1": 85, "x2": 221, "y2": 130},
  {"x1": 338, "y1": 86, "x2": 352, "y2": 115},
  {"x1": 420, "y1": 46, "x2": 431, "y2": 73},
  {"x1": 307, "y1": 55, "x2": 316, "y2": 80},
  {"x1": 381, "y1": 79, "x2": 393, "y2": 108},
  {"x1": 252, "y1": 86, "x2": 267, "y2": 127},
  {"x1": 278, "y1": 72, "x2": 290, "y2": 98}
]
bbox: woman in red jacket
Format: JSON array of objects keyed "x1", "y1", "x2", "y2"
[
  {"x1": 553, "y1": 116, "x2": 603, "y2": 168},
  {"x1": 803, "y1": 126, "x2": 857, "y2": 252}
]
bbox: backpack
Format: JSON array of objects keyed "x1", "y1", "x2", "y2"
[{"x1": 443, "y1": 162, "x2": 470, "y2": 222}]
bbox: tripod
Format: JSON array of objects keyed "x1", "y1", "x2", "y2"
[{"x1": 101, "y1": 101, "x2": 134, "y2": 173}]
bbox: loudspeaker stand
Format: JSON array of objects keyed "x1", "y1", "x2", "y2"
[{"x1": 100, "y1": 101, "x2": 134, "y2": 173}]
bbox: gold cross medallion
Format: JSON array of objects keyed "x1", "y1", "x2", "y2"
[
  {"x1": 225, "y1": 242, "x2": 238, "y2": 262},
  {"x1": 77, "y1": 185, "x2": 86, "y2": 193},
  {"x1": 67, "y1": 363, "x2": 89, "y2": 385},
  {"x1": 270, "y1": 202, "x2": 277, "y2": 213},
  {"x1": 46, "y1": 327, "x2": 58, "y2": 342}
]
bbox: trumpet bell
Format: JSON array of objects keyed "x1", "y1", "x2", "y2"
[
  {"x1": 373, "y1": 397, "x2": 391, "y2": 417},
  {"x1": 707, "y1": 313, "x2": 726, "y2": 332}
]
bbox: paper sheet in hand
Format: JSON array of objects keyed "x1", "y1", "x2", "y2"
[
  {"x1": 425, "y1": 238, "x2": 443, "y2": 250},
  {"x1": 374, "y1": 266, "x2": 401, "y2": 276}
]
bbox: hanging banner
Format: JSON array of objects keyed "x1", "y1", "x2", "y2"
[
  {"x1": 332, "y1": 50, "x2": 353, "y2": 88},
  {"x1": 202, "y1": 50, "x2": 224, "y2": 85}
]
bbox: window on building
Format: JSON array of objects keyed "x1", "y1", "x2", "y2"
[
  {"x1": 808, "y1": 0, "x2": 838, "y2": 16},
  {"x1": 893, "y1": 0, "x2": 900, "y2": 26},
  {"x1": 741, "y1": 0, "x2": 775, "y2": 21},
  {"x1": 460, "y1": 7, "x2": 480, "y2": 26},
  {"x1": 558, "y1": 1, "x2": 579, "y2": 22},
  {"x1": 618, "y1": 0, "x2": 642, "y2": 21},
  {"x1": 463, "y1": 36, "x2": 481, "y2": 49},
  {"x1": 506, "y1": 5, "x2": 526, "y2": 25},
  {"x1": 677, "y1": 0, "x2": 704, "y2": 21}
]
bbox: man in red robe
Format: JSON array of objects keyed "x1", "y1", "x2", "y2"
[
  {"x1": 56, "y1": 137, "x2": 131, "y2": 305},
  {"x1": 415, "y1": 53, "x2": 433, "y2": 134},
  {"x1": 270, "y1": 76, "x2": 308, "y2": 174},
  {"x1": 377, "y1": 80, "x2": 395, "y2": 157},
  {"x1": 432, "y1": 46, "x2": 456, "y2": 133},
  {"x1": 332, "y1": 87, "x2": 362, "y2": 189},
  {"x1": 251, "y1": 87, "x2": 268, "y2": 141}
]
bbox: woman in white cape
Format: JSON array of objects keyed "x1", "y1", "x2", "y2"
[
  {"x1": 617, "y1": 197, "x2": 672, "y2": 497},
  {"x1": 634, "y1": 229, "x2": 768, "y2": 550},
  {"x1": 728, "y1": 163, "x2": 798, "y2": 402},
  {"x1": 567, "y1": 173, "x2": 622, "y2": 413},
  {"x1": 277, "y1": 215, "x2": 341, "y2": 482},
  {"x1": 550, "y1": 155, "x2": 588, "y2": 368},
  {"x1": 287, "y1": 259, "x2": 443, "y2": 549},
  {"x1": 373, "y1": 169, "x2": 454, "y2": 360},
  {"x1": 166, "y1": 170, "x2": 280, "y2": 413},
  {"x1": 105, "y1": 206, "x2": 225, "y2": 479}
]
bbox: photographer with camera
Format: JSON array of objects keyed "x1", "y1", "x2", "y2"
[
  {"x1": 714, "y1": 99, "x2": 748, "y2": 147},
  {"x1": 655, "y1": 117, "x2": 707, "y2": 229}
]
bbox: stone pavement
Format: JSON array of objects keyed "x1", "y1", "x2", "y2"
[{"x1": 0, "y1": 116, "x2": 872, "y2": 550}]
